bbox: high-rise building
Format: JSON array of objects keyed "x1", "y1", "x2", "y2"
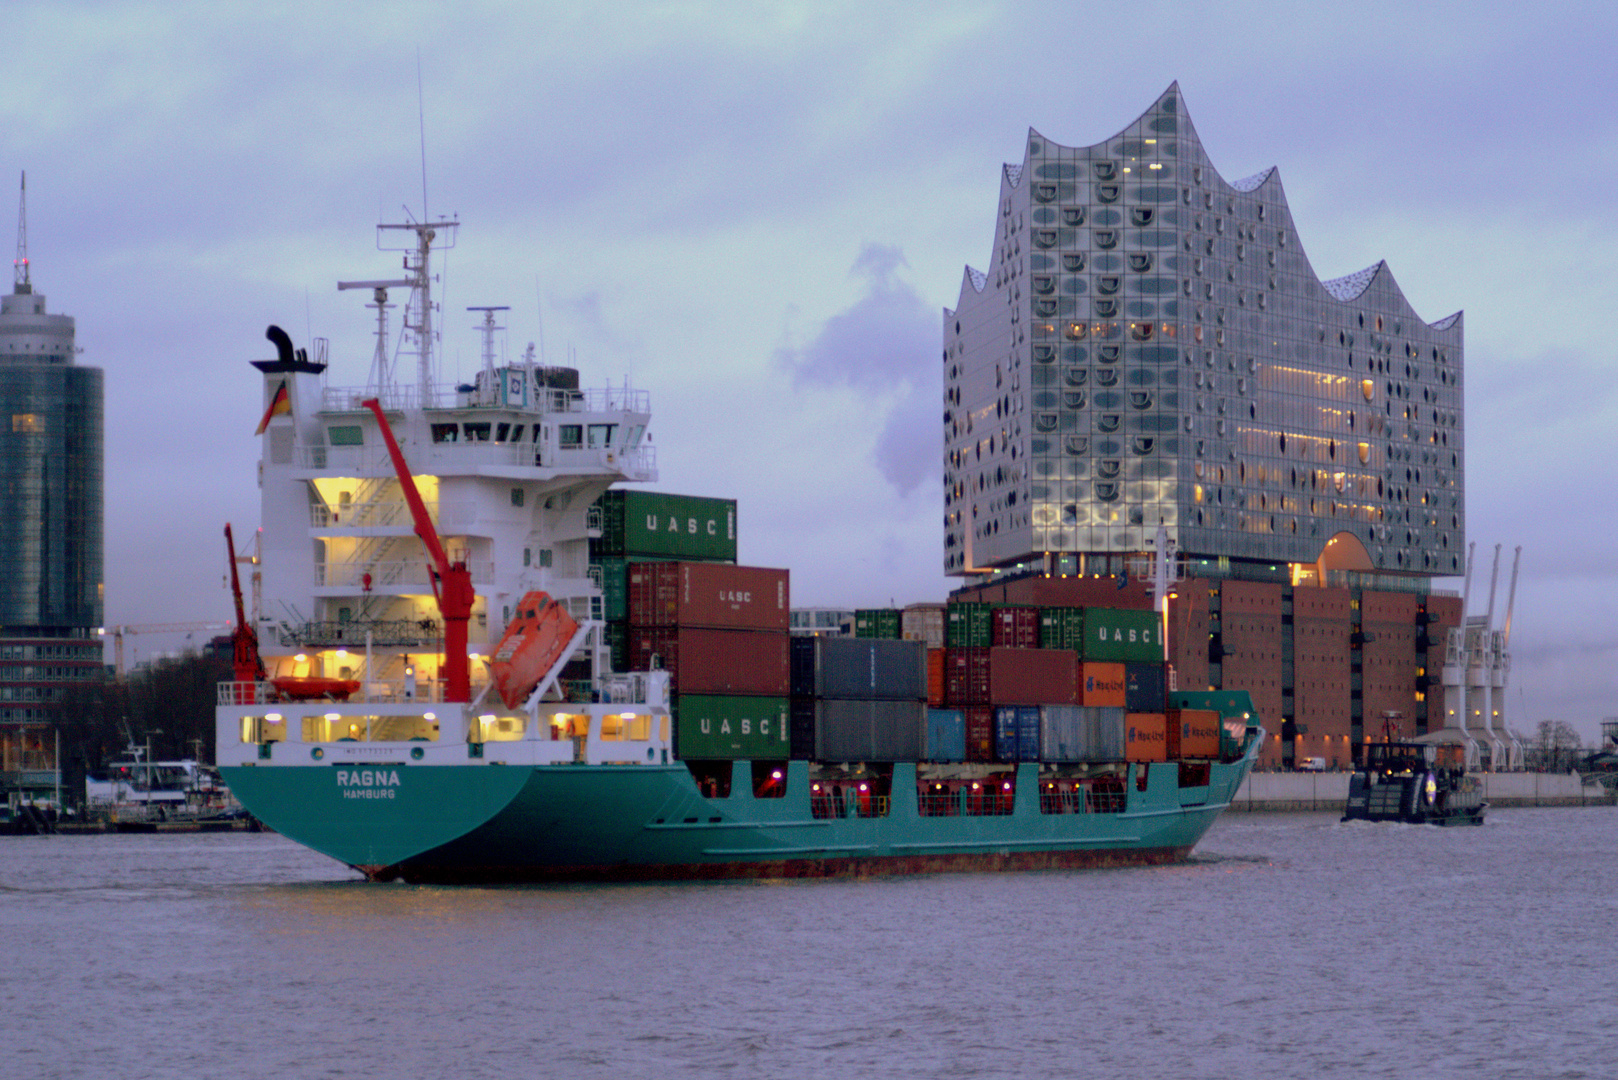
[
  {"x1": 0, "y1": 174, "x2": 104, "y2": 799},
  {"x1": 944, "y1": 87, "x2": 1466, "y2": 769}
]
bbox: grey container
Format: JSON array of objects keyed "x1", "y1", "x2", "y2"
[
  {"x1": 1039, "y1": 705, "x2": 1127, "y2": 762},
  {"x1": 812, "y1": 637, "x2": 927, "y2": 701},
  {"x1": 815, "y1": 699, "x2": 927, "y2": 762}
]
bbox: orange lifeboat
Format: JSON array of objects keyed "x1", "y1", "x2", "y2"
[
  {"x1": 270, "y1": 676, "x2": 363, "y2": 702},
  {"x1": 489, "y1": 591, "x2": 580, "y2": 709}
]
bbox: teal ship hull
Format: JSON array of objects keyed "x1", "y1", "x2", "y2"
[{"x1": 221, "y1": 713, "x2": 1262, "y2": 884}]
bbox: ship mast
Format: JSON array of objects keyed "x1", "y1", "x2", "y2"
[{"x1": 379, "y1": 215, "x2": 458, "y2": 406}]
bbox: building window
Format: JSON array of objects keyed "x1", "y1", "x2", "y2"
[
  {"x1": 511, "y1": 488, "x2": 524, "y2": 507},
  {"x1": 12, "y1": 414, "x2": 42, "y2": 433}
]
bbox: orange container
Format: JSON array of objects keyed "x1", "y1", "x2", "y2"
[
  {"x1": 1167, "y1": 708, "x2": 1221, "y2": 759},
  {"x1": 1078, "y1": 662, "x2": 1126, "y2": 707},
  {"x1": 1125, "y1": 712, "x2": 1168, "y2": 762},
  {"x1": 926, "y1": 648, "x2": 945, "y2": 706}
]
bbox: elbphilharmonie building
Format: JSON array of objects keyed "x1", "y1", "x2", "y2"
[
  {"x1": 945, "y1": 86, "x2": 1468, "y2": 770},
  {"x1": 944, "y1": 83, "x2": 1463, "y2": 584}
]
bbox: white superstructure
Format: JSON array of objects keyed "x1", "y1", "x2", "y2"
[{"x1": 250, "y1": 218, "x2": 656, "y2": 704}]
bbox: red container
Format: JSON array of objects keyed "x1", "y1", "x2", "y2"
[
  {"x1": 988, "y1": 646, "x2": 1077, "y2": 705},
  {"x1": 944, "y1": 647, "x2": 992, "y2": 705},
  {"x1": 1166, "y1": 708, "x2": 1221, "y2": 759},
  {"x1": 628, "y1": 627, "x2": 789, "y2": 696},
  {"x1": 627, "y1": 562, "x2": 790, "y2": 630},
  {"x1": 991, "y1": 605, "x2": 1040, "y2": 648},
  {"x1": 963, "y1": 705, "x2": 995, "y2": 762},
  {"x1": 1078, "y1": 662, "x2": 1126, "y2": 707},
  {"x1": 927, "y1": 648, "x2": 945, "y2": 707}
]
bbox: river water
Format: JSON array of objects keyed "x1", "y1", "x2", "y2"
[{"x1": 3, "y1": 808, "x2": 1614, "y2": 1079}]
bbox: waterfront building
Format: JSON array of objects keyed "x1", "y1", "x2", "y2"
[
  {"x1": 0, "y1": 175, "x2": 104, "y2": 801},
  {"x1": 944, "y1": 86, "x2": 1465, "y2": 768}
]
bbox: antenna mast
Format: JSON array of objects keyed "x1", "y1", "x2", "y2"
[
  {"x1": 13, "y1": 171, "x2": 30, "y2": 295},
  {"x1": 468, "y1": 306, "x2": 509, "y2": 399}
]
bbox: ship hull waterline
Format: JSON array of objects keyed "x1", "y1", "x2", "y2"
[{"x1": 222, "y1": 749, "x2": 1257, "y2": 885}]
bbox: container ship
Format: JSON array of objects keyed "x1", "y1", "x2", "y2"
[{"x1": 214, "y1": 217, "x2": 1264, "y2": 884}]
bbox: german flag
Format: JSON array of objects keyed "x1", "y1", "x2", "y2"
[{"x1": 255, "y1": 381, "x2": 290, "y2": 435}]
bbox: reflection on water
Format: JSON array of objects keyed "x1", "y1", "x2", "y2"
[{"x1": 3, "y1": 810, "x2": 1615, "y2": 1079}]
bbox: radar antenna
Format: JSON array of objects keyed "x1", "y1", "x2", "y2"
[{"x1": 13, "y1": 171, "x2": 29, "y2": 295}]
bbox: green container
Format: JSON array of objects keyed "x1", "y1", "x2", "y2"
[
  {"x1": 1080, "y1": 607, "x2": 1163, "y2": 663},
  {"x1": 604, "y1": 620, "x2": 628, "y2": 672},
  {"x1": 675, "y1": 695, "x2": 789, "y2": 760},
  {"x1": 854, "y1": 608, "x2": 902, "y2": 639},
  {"x1": 593, "y1": 557, "x2": 629, "y2": 621},
  {"x1": 945, "y1": 602, "x2": 993, "y2": 647},
  {"x1": 1039, "y1": 607, "x2": 1086, "y2": 650},
  {"x1": 596, "y1": 490, "x2": 738, "y2": 561}
]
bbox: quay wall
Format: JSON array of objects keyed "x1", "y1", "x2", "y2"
[{"x1": 1229, "y1": 772, "x2": 1614, "y2": 813}]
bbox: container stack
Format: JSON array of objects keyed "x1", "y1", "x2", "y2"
[
  {"x1": 625, "y1": 561, "x2": 790, "y2": 761},
  {"x1": 589, "y1": 490, "x2": 738, "y2": 669},
  {"x1": 788, "y1": 636, "x2": 930, "y2": 762}
]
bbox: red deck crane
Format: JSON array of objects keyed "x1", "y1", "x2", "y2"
[
  {"x1": 361, "y1": 398, "x2": 475, "y2": 702},
  {"x1": 224, "y1": 523, "x2": 266, "y2": 689}
]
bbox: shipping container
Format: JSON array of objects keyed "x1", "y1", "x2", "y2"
[
  {"x1": 926, "y1": 648, "x2": 945, "y2": 707},
  {"x1": 1078, "y1": 662, "x2": 1127, "y2": 707},
  {"x1": 1166, "y1": 708, "x2": 1222, "y2": 759},
  {"x1": 789, "y1": 698, "x2": 816, "y2": 760},
  {"x1": 591, "y1": 556, "x2": 629, "y2": 621},
  {"x1": 1081, "y1": 607, "x2": 1163, "y2": 663},
  {"x1": 963, "y1": 705, "x2": 994, "y2": 762},
  {"x1": 674, "y1": 694, "x2": 789, "y2": 760},
  {"x1": 994, "y1": 705, "x2": 1042, "y2": 762},
  {"x1": 595, "y1": 490, "x2": 738, "y2": 561},
  {"x1": 987, "y1": 647, "x2": 1078, "y2": 706},
  {"x1": 814, "y1": 699, "x2": 927, "y2": 762},
  {"x1": 603, "y1": 620, "x2": 628, "y2": 672},
  {"x1": 811, "y1": 637, "x2": 927, "y2": 701},
  {"x1": 1124, "y1": 662, "x2": 1167, "y2": 713},
  {"x1": 990, "y1": 606, "x2": 1041, "y2": 648},
  {"x1": 854, "y1": 608, "x2": 902, "y2": 639},
  {"x1": 902, "y1": 603, "x2": 945, "y2": 649},
  {"x1": 1039, "y1": 606, "x2": 1085, "y2": 651},
  {"x1": 1039, "y1": 705, "x2": 1126, "y2": 762},
  {"x1": 629, "y1": 627, "x2": 789, "y2": 696},
  {"x1": 944, "y1": 647, "x2": 992, "y2": 705},
  {"x1": 1125, "y1": 712, "x2": 1168, "y2": 763},
  {"x1": 627, "y1": 562, "x2": 789, "y2": 630},
  {"x1": 945, "y1": 602, "x2": 993, "y2": 648},
  {"x1": 788, "y1": 634, "x2": 816, "y2": 698},
  {"x1": 924, "y1": 708, "x2": 966, "y2": 762}
]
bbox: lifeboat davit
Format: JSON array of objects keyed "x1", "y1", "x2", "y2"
[{"x1": 489, "y1": 591, "x2": 580, "y2": 709}]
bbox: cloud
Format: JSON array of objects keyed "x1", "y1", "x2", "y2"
[{"x1": 776, "y1": 243, "x2": 938, "y2": 492}]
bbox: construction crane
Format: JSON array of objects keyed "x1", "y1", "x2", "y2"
[
  {"x1": 111, "y1": 622, "x2": 230, "y2": 677},
  {"x1": 362, "y1": 397, "x2": 474, "y2": 702}
]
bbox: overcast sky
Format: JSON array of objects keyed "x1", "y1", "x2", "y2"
[{"x1": 8, "y1": 1, "x2": 1617, "y2": 741}]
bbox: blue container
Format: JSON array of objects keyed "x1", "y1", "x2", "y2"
[
  {"x1": 994, "y1": 705, "x2": 1041, "y2": 762},
  {"x1": 1124, "y1": 662, "x2": 1166, "y2": 712},
  {"x1": 925, "y1": 708, "x2": 966, "y2": 762}
]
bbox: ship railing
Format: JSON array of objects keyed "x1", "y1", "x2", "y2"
[
  {"x1": 318, "y1": 384, "x2": 650, "y2": 416},
  {"x1": 274, "y1": 620, "x2": 441, "y2": 649},
  {"x1": 1038, "y1": 784, "x2": 1089, "y2": 815},
  {"x1": 311, "y1": 500, "x2": 429, "y2": 530},
  {"x1": 298, "y1": 440, "x2": 655, "y2": 479},
  {"x1": 314, "y1": 559, "x2": 496, "y2": 589},
  {"x1": 810, "y1": 789, "x2": 891, "y2": 819},
  {"x1": 916, "y1": 788, "x2": 1016, "y2": 817},
  {"x1": 217, "y1": 679, "x2": 461, "y2": 706}
]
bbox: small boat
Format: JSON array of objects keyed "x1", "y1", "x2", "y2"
[{"x1": 1343, "y1": 742, "x2": 1487, "y2": 825}]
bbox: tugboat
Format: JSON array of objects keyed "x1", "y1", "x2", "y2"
[{"x1": 1343, "y1": 742, "x2": 1487, "y2": 826}]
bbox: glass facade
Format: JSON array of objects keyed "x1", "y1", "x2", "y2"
[
  {"x1": 0, "y1": 284, "x2": 104, "y2": 739},
  {"x1": 944, "y1": 84, "x2": 1464, "y2": 581}
]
